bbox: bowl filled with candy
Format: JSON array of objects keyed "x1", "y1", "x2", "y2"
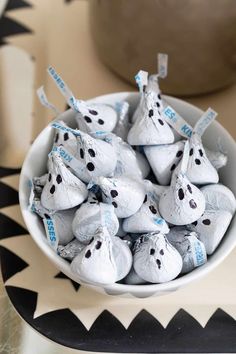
[{"x1": 19, "y1": 56, "x2": 236, "y2": 298}]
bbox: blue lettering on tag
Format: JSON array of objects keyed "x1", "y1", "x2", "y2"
[
  {"x1": 154, "y1": 218, "x2": 164, "y2": 225},
  {"x1": 181, "y1": 124, "x2": 192, "y2": 138},
  {"x1": 163, "y1": 107, "x2": 177, "y2": 122}
]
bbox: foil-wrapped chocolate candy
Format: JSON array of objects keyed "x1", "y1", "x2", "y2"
[
  {"x1": 201, "y1": 184, "x2": 236, "y2": 216},
  {"x1": 92, "y1": 176, "x2": 146, "y2": 218},
  {"x1": 159, "y1": 141, "x2": 206, "y2": 225},
  {"x1": 57, "y1": 239, "x2": 85, "y2": 260},
  {"x1": 144, "y1": 140, "x2": 185, "y2": 185},
  {"x1": 167, "y1": 227, "x2": 207, "y2": 273},
  {"x1": 71, "y1": 227, "x2": 132, "y2": 285},
  {"x1": 187, "y1": 209, "x2": 232, "y2": 255},
  {"x1": 72, "y1": 130, "x2": 117, "y2": 183},
  {"x1": 75, "y1": 101, "x2": 118, "y2": 134},
  {"x1": 41, "y1": 151, "x2": 88, "y2": 210},
  {"x1": 128, "y1": 91, "x2": 174, "y2": 146},
  {"x1": 123, "y1": 187, "x2": 169, "y2": 234},
  {"x1": 133, "y1": 232, "x2": 183, "y2": 283},
  {"x1": 72, "y1": 198, "x2": 119, "y2": 244},
  {"x1": 30, "y1": 177, "x2": 76, "y2": 245}
]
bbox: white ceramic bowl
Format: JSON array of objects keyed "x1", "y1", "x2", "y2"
[{"x1": 19, "y1": 92, "x2": 236, "y2": 298}]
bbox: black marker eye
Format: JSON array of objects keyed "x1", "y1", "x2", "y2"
[
  {"x1": 98, "y1": 119, "x2": 104, "y2": 125},
  {"x1": 149, "y1": 205, "x2": 157, "y2": 214},
  {"x1": 50, "y1": 185, "x2": 55, "y2": 194},
  {"x1": 89, "y1": 109, "x2": 98, "y2": 115},
  {"x1": 143, "y1": 194, "x2": 147, "y2": 203},
  {"x1": 88, "y1": 148, "x2": 96, "y2": 157},
  {"x1": 87, "y1": 162, "x2": 95, "y2": 171},
  {"x1": 170, "y1": 164, "x2": 176, "y2": 171},
  {"x1": 158, "y1": 94, "x2": 161, "y2": 100},
  {"x1": 64, "y1": 132, "x2": 69, "y2": 141},
  {"x1": 55, "y1": 133, "x2": 59, "y2": 143},
  {"x1": 148, "y1": 109, "x2": 154, "y2": 117},
  {"x1": 112, "y1": 201, "x2": 118, "y2": 208},
  {"x1": 195, "y1": 159, "x2": 201, "y2": 165},
  {"x1": 189, "y1": 199, "x2": 197, "y2": 209},
  {"x1": 202, "y1": 219, "x2": 211, "y2": 225},
  {"x1": 156, "y1": 101, "x2": 160, "y2": 108},
  {"x1": 158, "y1": 119, "x2": 164, "y2": 126},
  {"x1": 199, "y1": 149, "x2": 204, "y2": 157},
  {"x1": 156, "y1": 259, "x2": 161, "y2": 269},
  {"x1": 176, "y1": 150, "x2": 183, "y2": 158},
  {"x1": 85, "y1": 250, "x2": 91, "y2": 258},
  {"x1": 150, "y1": 248, "x2": 155, "y2": 255},
  {"x1": 56, "y1": 174, "x2": 62, "y2": 184},
  {"x1": 187, "y1": 184, "x2": 192, "y2": 194},
  {"x1": 192, "y1": 220, "x2": 198, "y2": 226},
  {"x1": 89, "y1": 237, "x2": 94, "y2": 244},
  {"x1": 110, "y1": 190, "x2": 118, "y2": 198},
  {"x1": 80, "y1": 148, "x2": 84, "y2": 159},
  {"x1": 48, "y1": 173, "x2": 52, "y2": 182},
  {"x1": 84, "y1": 116, "x2": 92, "y2": 123},
  {"x1": 189, "y1": 148, "x2": 194, "y2": 156},
  {"x1": 178, "y1": 188, "x2": 184, "y2": 200},
  {"x1": 95, "y1": 241, "x2": 102, "y2": 249},
  {"x1": 160, "y1": 249, "x2": 164, "y2": 255}
]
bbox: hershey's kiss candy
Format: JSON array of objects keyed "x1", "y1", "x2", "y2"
[
  {"x1": 53, "y1": 120, "x2": 77, "y2": 155},
  {"x1": 133, "y1": 232, "x2": 182, "y2": 283},
  {"x1": 103, "y1": 133, "x2": 149, "y2": 179},
  {"x1": 75, "y1": 101, "x2": 118, "y2": 134},
  {"x1": 144, "y1": 140, "x2": 185, "y2": 185},
  {"x1": 30, "y1": 177, "x2": 76, "y2": 245},
  {"x1": 124, "y1": 266, "x2": 147, "y2": 285},
  {"x1": 205, "y1": 147, "x2": 227, "y2": 170},
  {"x1": 71, "y1": 227, "x2": 132, "y2": 285},
  {"x1": 187, "y1": 209, "x2": 233, "y2": 255},
  {"x1": 73, "y1": 130, "x2": 117, "y2": 183},
  {"x1": 92, "y1": 176, "x2": 146, "y2": 218},
  {"x1": 127, "y1": 91, "x2": 174, "y2": 146},
  {"x1": 201, "y1": 184, "x2": 236, "y2": 216},
  {"x1": 72, "y1": 198, "x2": 119, "y2": 244},
  {"x1": 57, "y1": 239, "x2": 85, "y2": 260},
  {"x1": 41, "y1": 151, "x2": 88, "y2": 210},
  {"x1": 167, "y1": 227, "x2": 207, "y2": 274},
  {"x1": 159, "y1": 141, "x2": 205, "y2": 225},
  {"x1": 123, "y1": 186, "x2": 169, "y2": 234},
  {"x1": 113, "y1": 101, "x2": 130, "y2": 141},
  {"x1": 186, "y1": 133, "x2": 219, "y2": 185}
]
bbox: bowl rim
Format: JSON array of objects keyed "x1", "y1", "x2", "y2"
[{"x1": 19, "y1": 91, "x2": 236, "y2": 295}]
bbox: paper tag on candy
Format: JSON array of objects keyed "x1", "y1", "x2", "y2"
[
  {"x1": 43, "y1": 216, "x2": 59, "y2": 250},
  {"x1": 47, "y1": 66, "x2": 88, "y2": 114},
  {"x1": 37, "y1": 86, "x2": 61, "y2": 115},
  {"x1": 194, "y1": 108, "x2": 218, "y2": 137},
  {"x1": 188, "y1": 235, "x2": 207, "y2": 267},
  {"x1": 100, "y1": 203, "x2": 116, "y2": 232},
  {"x1": 163, "y1": 106, "x2": 193, "y2": 138},
  {"x1": 135, "y1": 70, "x2": 148, "y2": 92},
  {"x1": 52, "y1": 145, "x2": 82, "y2": 175},
  {"x1": 158, "y1": 53, "x2": 168, "y2": 79},
  {"x1": 51, "y1": 121, "x2": 81, "y2": 137}
]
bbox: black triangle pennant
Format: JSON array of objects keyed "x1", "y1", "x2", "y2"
[
  {"x1": 5, "y1": 0, "x2": 32, "y2": 11},
  {"x1": 0, "y1": 182, "x2": 19, "y2": 208},
  {"x1": 0, "y1": 212, "x2": 28, "y2": 239}
]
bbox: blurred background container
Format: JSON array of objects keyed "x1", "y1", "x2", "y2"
[{"x1": 89, "y1": 0, "x2": 236, "y2": 96}]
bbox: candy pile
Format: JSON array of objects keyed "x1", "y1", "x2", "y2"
[{"x1": 30, "y1": 56, "x2": 236, "y2": 286}]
